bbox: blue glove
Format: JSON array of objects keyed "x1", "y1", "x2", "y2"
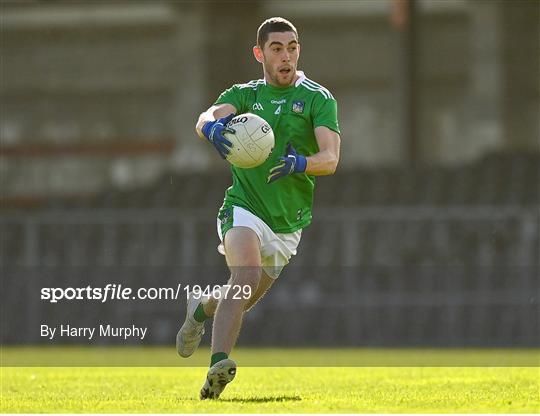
[
  {"x1": 201, "y1": 114, "x2": 235, "y2": 159},
  {"x1": 267, "y1": 142, "x2": 307, "y2": 183}
]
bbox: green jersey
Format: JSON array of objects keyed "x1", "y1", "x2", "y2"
[{"x1": 215, "y1": 71, "x2": 340, "y2": 233}]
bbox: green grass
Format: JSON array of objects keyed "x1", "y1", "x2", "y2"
[
  {"x1": 2, "y1": 346, "x2": 538, "y2": 366},
  {"x1": 1, "y1": 349, "x2": 539, "y2": 413}
]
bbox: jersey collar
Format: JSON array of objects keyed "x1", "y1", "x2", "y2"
[
  {"x1": 294, "y1": 71, "x2": 306, "y2": 87},
  {"x1": 263, "y1": 71, "x2": 306, "y2": 88}
]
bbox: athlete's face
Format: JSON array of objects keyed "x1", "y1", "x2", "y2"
[{"x1": 254, "y1": 31, "x2": 300, "y2": 87}]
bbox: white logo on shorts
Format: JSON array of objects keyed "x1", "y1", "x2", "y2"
[{"x1": 252, "y1": 103, "x2": 264, "y2": 111}]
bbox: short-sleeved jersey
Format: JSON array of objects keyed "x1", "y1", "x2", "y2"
[{"x1": 214, "y1": 71, "x2": 340, "y2": 233}]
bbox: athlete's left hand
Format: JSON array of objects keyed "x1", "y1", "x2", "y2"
[{"x1": 267, "y1": 142, "x2": 307, "y2": 183}]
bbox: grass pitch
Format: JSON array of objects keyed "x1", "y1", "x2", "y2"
[{"x1": 1, "y1": 348, "x2": 539, "y2": 413}]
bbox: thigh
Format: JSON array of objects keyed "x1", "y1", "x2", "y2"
[
  {"x1": 223, "y1": 226, "x2": 261, "y2": 268},
  {"x1": 224, "y1": 226, "x2": 262, "y2": 294}
]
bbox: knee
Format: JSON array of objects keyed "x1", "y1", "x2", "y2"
[{"x1": 230, "y1": 267, "x2": 261, "y2": 297}]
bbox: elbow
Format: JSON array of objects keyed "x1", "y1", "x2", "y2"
[
  {"x1": 195, "y1": 115, "x2": 206, "y2": 139},
  {"x1": 327, "y1": 156, "x2": 339, "y2": 175}
]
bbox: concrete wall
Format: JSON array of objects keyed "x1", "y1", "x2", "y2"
[
  {"x1": 1, "y1": 3, "x2": 205, "y2": 197},
  {"x1": 1, "y1": 0, "x2": 538, "y2": 198}
]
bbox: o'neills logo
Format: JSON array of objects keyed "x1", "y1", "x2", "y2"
[{"x1": 228, "y1": 116, "x2": 248, "y2": 126}]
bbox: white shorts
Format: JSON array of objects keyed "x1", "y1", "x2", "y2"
[{"x1": 216, "y1": 206, "x2": 302, "y2": 279}]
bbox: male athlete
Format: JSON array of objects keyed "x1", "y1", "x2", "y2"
[{"x1": 177, "y1": 17, "x2": 340, "y2": 400}]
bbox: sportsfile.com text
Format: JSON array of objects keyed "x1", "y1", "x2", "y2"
[{"x1": 40, "y1": 284, "x2": 251, "y2": 304}]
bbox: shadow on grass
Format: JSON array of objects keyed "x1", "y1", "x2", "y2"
[{"x1": 221, "y1": 395, "x2": 302, "y2": 403}]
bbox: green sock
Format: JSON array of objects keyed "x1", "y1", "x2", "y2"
[
  {"x1": 193, "y1": 303, "x2": 210, "y2": 323},
  {"x1": 210, "y1": 352, "x2": 228, "y2": 367}
]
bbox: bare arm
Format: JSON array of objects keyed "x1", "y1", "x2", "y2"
[
  {"x1": 195, "y1": 103, "x2": 237, "y2": 139},
  {"x1": 305, "y1": 126, "x2": 341, "y2": 175}
]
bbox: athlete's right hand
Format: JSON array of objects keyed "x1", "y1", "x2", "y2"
[{"x1": 201, "y1": 114, "x2": 235, "y2": 159}]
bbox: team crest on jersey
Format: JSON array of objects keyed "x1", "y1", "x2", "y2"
[{"x1": 292, "y1": 100, "x2": 305, "y2": 114}]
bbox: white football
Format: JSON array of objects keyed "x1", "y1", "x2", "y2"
[{"x1": 224, "y1": 113, "x2": 274, "y2": 168}]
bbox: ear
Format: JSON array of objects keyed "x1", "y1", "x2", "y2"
[{"x1": 253, "y1": 45, "x2": 264, "y2": 63}]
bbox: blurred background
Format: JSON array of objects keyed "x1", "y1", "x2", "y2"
[{"x1": 1, "y1": 0, "x2": 538, "y2": 348}]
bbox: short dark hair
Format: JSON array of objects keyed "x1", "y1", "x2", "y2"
[{"x1": 257, "y1": 17, "x2": 298, "y2": 48}]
